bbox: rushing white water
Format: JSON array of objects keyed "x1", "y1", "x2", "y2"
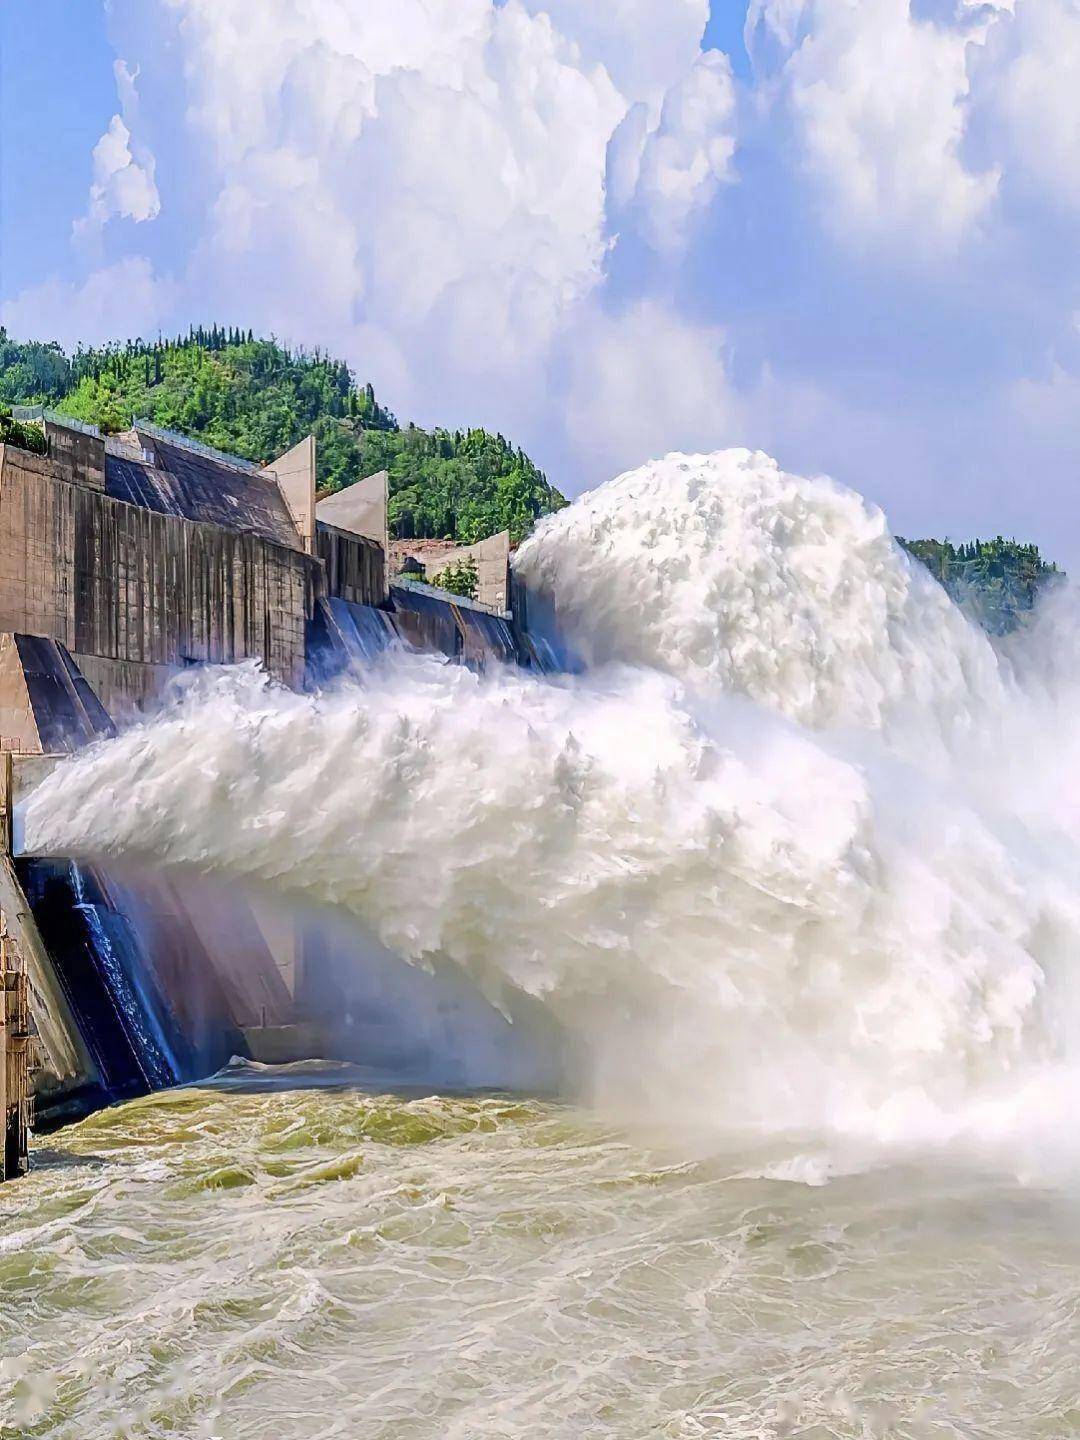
[
  {"x1": 6, "y1": 1072, "x2": 1080, "y2": 1440},
  {"x1": 22, "y1": 449, "x2": 1080, "y2": 1169}
]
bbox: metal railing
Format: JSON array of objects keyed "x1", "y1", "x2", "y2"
[
  {"x1": 10, "y1": 405, "x2": 102, "y2": 439},
  {"x1": 134, "y1": 420, "x2": 263, "y2": 474}
]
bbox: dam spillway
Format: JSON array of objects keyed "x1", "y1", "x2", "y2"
[
  {"x1": 0, "y1": 412, "x2": 532, "y2": 1162},
  {"x1": 5, "y1": 432, "x2": 1080, "y2": 1430}
]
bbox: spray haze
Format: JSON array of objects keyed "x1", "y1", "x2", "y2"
[{"x1": 22, "y1": 449, "x2": 1080, "y2": 1166}]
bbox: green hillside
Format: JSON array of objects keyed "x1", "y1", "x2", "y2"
[
  {"x1": 899, "y1": 536, "x2": 1061, "y2": 634},
  {"x1": 0, "y1": 325, "x2": 566, "y2": 545}
]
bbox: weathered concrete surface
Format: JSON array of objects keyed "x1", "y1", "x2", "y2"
[
  {"x1": 10, "y1": 753, "x2": 64, "y2": 813},
  {"x1": 387, "y1": 583, "x2": 518, "y2": 668},
  {"x1": 128, "y1": 427, "x2": 302, "y2": 551},
  {"x1": 112, "y1": 869, "x2": 298, "y2": 1033},
  {"x1": 0, "y1": 634, "x2": 43, "y2": 756},
  {"x1": 0, "y1": 634, "x2": 115, "y2": 755},
  {"x1": 414, "y1": 530, "x2": 511, "y2": 612},
  {"x1": 73, "y1": 655, "x2": 176, "y2": 718},
  {"x1": 265, "y1": 436, "x2": 316, "y2": 555},
  {"x1": 0, "y1": 425, "x2": 358, "y2": 1149},
  {"x1": 249, "y1": 892, "x2": 305, "y2": 1000},
  {"x1": 0, "y1": 421, "x2": 538, "y2": 1156},
  {"x1": 316, "y1": 469, "x2": 388, "y2": 549},
  {"x1": 241, "y1": 1021, "x2": 325, "y2": 1065},
  {"x1": 0, "y1": 752, "x2": 96, "y2": 1118},
  {"x1": 44, "y1": 419, "x2": 104, "y2": 492},
  {"x1": 0, "y1": 856, "x2": 90, "y2": 1103},
  {"x1": 315, "y1": 523, "x2": 386, "y2": 608},
  {"x1": 314, "y1": 470, "x2": 389, "y2": 605},
  {"x1": 0, "y1": 443, "x2": 317, "y2": 705},
  {"x1": 1, "y1": 921, "x2": 33, "y2": 1181}
]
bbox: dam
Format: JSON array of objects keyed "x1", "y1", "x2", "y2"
[
  {"x1": 0, "y1": 410, "x2": 527, "y2": 1177},
  {"x1": 6, "y1": 444, "x2": 1080, "y2": 1435}
]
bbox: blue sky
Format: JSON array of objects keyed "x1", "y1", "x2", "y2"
[
  {"x1": 1, "y1": 3, "x2": 116, "y2": 297},
  {"x1": 2, "y1": 0, "x2": 1078, "y2": 563}
]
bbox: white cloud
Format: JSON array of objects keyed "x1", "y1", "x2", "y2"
[
  {"x1": 0, "y1": 257, "x2": 175, "y2": 352},
  {"x1": 748, "y1": 0, "x2": 1080, "y2": 237},
  {"x1": 749, "y1": 0, "x2": 1000, "y2": 255},
  {"x1": 518, "y1": 0, "x2": 709, "y2": 111},
  {"x1": 9, "y1": 0, "x2": 1080, "y2": 541},
  {"x1": 973, "y1": 0, "x2": 1080, "y2": 213},
  {"x1": 155, "y1": 0, "x2": 626, "y2": 425},
  {"x1": 745, "y1": 0, "x2": 812, "y2": 62},
  {"x1": 1009, "y1": 358, "x2": 1080, "y2": 442},
  {"x1": 608, "y1": 49, "x2": 737, "y2": 251},
  {"x1": 127, "y1": 0, "x2": 750, "y2": 466},
  {"x1": 74, "y1": 60, "x2": 160, "y2": 241},
  {"x1": 12, "y1": 0, "x2": 746, "y2": 497}
]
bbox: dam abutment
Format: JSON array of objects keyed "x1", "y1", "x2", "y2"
[{"x1": 0, "y1": 414, "x2": 533, "y2": 1170}]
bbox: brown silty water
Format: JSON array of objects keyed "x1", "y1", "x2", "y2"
[{"x1": 3, "y1": 1067, "x2": 1080, "y2": 1440}]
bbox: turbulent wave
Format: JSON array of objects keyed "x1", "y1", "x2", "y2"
[
  {"x1": 515, "y1": 449, "x2": 1007, "y2": 738},
  {"x1": 11, "y1": 1083, "x2": 1079, "y2": 1439},
  {"x1": 22, "y1": 449, "x2": 1080, "y2": 1161}
]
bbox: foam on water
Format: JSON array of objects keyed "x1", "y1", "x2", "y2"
[
  {"x1": 22, "y1": 449, "x2": 1080, "y2": 1170},
  {"x1": 2, "y1": 1079, "x2": 1080, "y2": 1439}
]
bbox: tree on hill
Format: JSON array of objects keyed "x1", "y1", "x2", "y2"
[
  {"x1": 899, "y1": 535, "x2": 1062, "y2": 634},
  {"x1": 0, "y1": 403, "x2": 48, "y2": 455},
  {"x1": 0, "y1": 326, "x2": 566, "y2": 545},
  {"x1": 0, "y1": 329, "x2": 70, "y2": 405}
]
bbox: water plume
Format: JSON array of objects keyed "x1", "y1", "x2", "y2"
[{"x1": 22, "y1": 449, "x2": 1080, "y2": 1163}]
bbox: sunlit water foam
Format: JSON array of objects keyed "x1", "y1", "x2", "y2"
[
  {"x1": 22, "y1": 449, "x2": 1080, "y2": 1173},
  {"x1": 3, "y1": 1079, "x2": 1080, "y2": 1439}
]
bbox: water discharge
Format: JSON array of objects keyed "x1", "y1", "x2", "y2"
[
  {"x1": 22, "y1": 449, "x2": 1080, "y2": 1169},
  {"x1": 11, "y1": 448, "x2": 1080, "y2": 1435}
]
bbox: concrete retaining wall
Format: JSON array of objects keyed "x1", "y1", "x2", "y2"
[
  {"x1": 0, "y1": 444, "x2": 318, "y2": 705},
  {"x1": 316, "y1": 523, "x2": 386, "y2": 608}
]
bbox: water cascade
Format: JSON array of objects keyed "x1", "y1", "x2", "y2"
[
  {"x1": 17, "y1": 859, "x2": 178, "y2": 1101},
  {"x1": 22, "y1": 449, "x2": 1080, "y2": 1171}
]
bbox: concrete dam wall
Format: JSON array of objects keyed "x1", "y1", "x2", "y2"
[
  {"x1": 0, "y1": 415, "x2": 530, "y2": 1170},
  {"x1": 0, "y1": 430, "x2": 317, "y2": 708}
]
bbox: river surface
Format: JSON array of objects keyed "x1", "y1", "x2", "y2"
[
  {"x1": 2, "y1": 1065, "x2": 1079, "y2": 1440},
  {"x1": 14, "y1": 452, "x2": 1080, "y2": 1436}
]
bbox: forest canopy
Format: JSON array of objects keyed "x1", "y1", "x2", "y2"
[
  {"x1": 0, "y1": 326, "x2": 566, "y2": 546},
  {"x1": 899, "y1": 536, "x2": 1061, "y2": 634}
]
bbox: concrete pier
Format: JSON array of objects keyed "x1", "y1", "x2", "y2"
[{"x1": 1, "y1": 914, "x2": 33, "y2": 1182}]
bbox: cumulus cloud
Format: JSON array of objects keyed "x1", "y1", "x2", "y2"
[
  {"x1": 156, "y1": 0, "x2": 627, "y2": 422},
  {"x1": 608, "y1": 49, "x2": 737, "y2": 251},
  {"x1": 973, "y1": 0, "x2": 1080, "y2": 213},
  {"x1": 74, "y1": 60, "x2": 160, "y2": 241},
  {"x1": 4, "y1": 0, "x2": 1080, "y2": 548},
  {"x1": 14, "y1": 0, "x2": 734, "y2": 492},
  {"x1": 71, "y1": 0, "x2": 747, "y2": 483},
  {"x1": 518, "y1": 0, "x2": 709, "y2": 110},
  {"x1": 1007, "y1": 300, "x2": 1080, "y2": 452},
  {"x1": 747, "y1": 0, "x2": 1000, "y2": 255},
  {"x1": 561, "y1": 302, "x2": 741, "y2": 479},
  {"x1": 0, "y1": 257, "x2": 175, "y2": 352},
  {"x1": 1010, "y1": 364, "x2": 1080, "y2": 437}
]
